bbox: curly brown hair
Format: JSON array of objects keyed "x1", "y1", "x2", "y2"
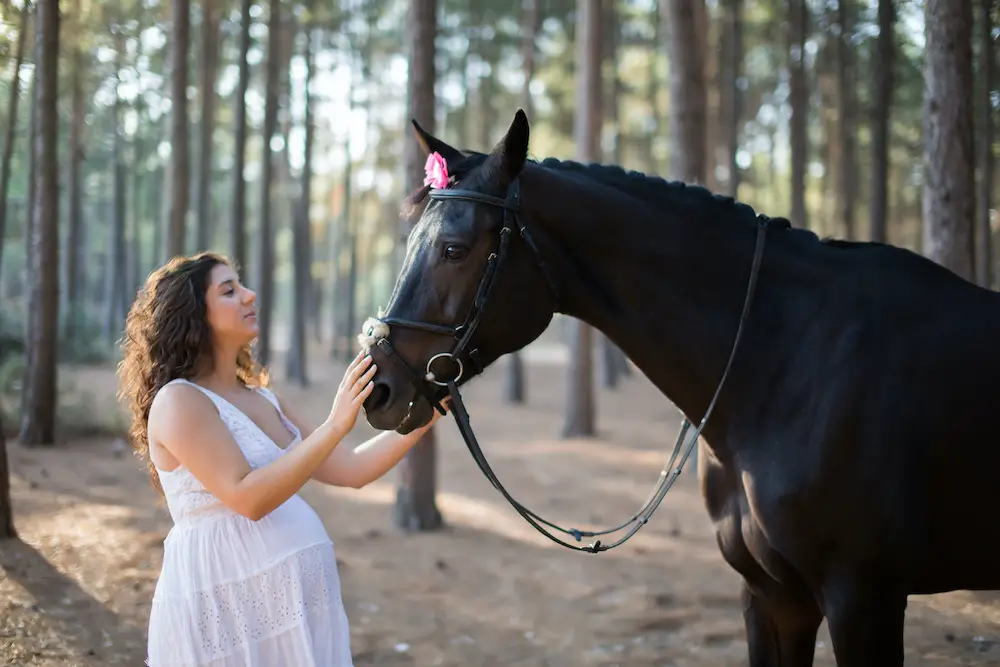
[{"x1": 116, "y1": 252, "x2": 269, "y2": 494}]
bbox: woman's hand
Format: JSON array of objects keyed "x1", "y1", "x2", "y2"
[
  {"x1": 329, "y1": 350, "x2": 377, "y2": 436},
  {"x1": 416, "y1": 396, "x2": 452, "y2": 433}
]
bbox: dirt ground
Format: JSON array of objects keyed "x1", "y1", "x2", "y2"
[{"x1": 1, "y1": 339, "x2": 998, "y2": 666}]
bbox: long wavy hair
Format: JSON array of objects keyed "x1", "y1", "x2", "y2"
[{"x1": 116, "y1": 252, "x2": 268, "y2": 494}]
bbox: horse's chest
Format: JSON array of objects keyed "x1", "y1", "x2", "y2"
[{"x1": 700, "y1": 450, "x2": 806, "y2": 586}]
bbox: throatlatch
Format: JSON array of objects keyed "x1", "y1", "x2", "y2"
[{"x1": 359, "y1": 164, "x2": 770, "y2": 554}]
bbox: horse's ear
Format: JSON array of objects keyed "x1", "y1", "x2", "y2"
[
  {"x1": 484, "y1": 109, "x2": 530, "y2": 187},
  {"x1": 411, "y1": 119, "x2": 464, "y2": 165}
]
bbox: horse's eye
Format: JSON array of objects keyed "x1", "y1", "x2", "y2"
[{"x1": 444, "y1": 244, "x2": 468, "y2": 261}]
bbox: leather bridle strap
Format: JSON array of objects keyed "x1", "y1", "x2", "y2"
[
  {"x1": 440, "y1": 218, "x2": 769, "y2": 553},
  {"x1": 366, "y1": 176, "x2": 770, "y2": 553}
]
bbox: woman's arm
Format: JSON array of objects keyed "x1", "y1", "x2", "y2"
[
  {"x1": 149, "y1": 353, "x2": 377, "y2": 519},
  {"x1": 275, "y1": 392, "x2": 448, "y2": 489},
  {"x1": 149, "y1": 384, "x2": 349, "y2": 520},
  {"x1": 312, "y1": 424, "x2": 439, "y2": 488}
]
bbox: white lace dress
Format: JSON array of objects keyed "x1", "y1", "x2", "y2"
[{"x1": 146, "y1": 378, "x2": 354, "y2": 667}]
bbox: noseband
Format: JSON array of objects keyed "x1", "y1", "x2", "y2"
[
  {"x1": 365, "y1": 178, "x2": 558, "y2": 415},
  {"x1": 363, "y1": 177, "x2": 770, "y2": 554}
]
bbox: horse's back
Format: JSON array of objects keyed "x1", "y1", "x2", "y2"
[{"x1": 826, "y1": 255, "x2": 1000, "y2": 592}]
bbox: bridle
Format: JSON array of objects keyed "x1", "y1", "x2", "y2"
[{"x1": 365, "y1": 175, "x2": 771, "y2": 553}]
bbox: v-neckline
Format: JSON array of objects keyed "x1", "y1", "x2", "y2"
[{"x1": 190, "y1": 381, "x2": 300, "y2": 451}]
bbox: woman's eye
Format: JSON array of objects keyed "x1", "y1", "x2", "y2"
[{"x1": 444, "y1": 245, "x2": 468, "y2": 261}]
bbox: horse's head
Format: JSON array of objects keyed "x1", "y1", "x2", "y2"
[{"x1": 361, "y1": 110, "x2": 557, "y2": 433}]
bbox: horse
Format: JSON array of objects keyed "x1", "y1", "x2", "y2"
[{"x1": 358, "y1": 108, "x2": 1000, "y2": 666}]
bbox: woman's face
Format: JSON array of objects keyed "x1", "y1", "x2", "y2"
[{"x1": 204, "y1": 263, "x2": 258, "y2": 347}]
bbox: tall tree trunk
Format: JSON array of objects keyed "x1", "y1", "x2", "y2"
[
  {"x1": 837, "y1": 0, "x2": 857, "y2": 240},
  {"x1": 332, "y1": 76, "x2": 356, "y2": 360},
  {"x1": 20, "y1": 0, "x2": 60, "y2": 447},
  {"x1": 196, "y1": 0, "x2": 219, "y2": 251},
  {"x1": 664, "y1": 0, "x2": 707, "y2": 184},
  {"x1": 63, "y1": 0, "x2": 84, "y2": 339},
  {"x1": 721, "y1": 0, "x2": 743, "y2": 197},
  {"x1": 787, "y1": 0, "x2": 809, "y2": 228},
  {"x1": 563, "y1": 0, "x2": 601, "y2": 439},
  {"x1": 21, "y1": 76, "x2": 37, "y2": 410},
  {"x1": 598, "y1": 0, "x2": 627, "y2": 390},
  {"x1": 231, "y1": 0, "x2": 251, "y2": 274},
  {"x1": 394, "y1": 0, "x2": 442, "y2": 532},
  {"x1": 105, "y1": 32, "x2": 128, "y2": 341},
  {"x1": 922, "y1": 0, "x2": 975, "y2": 281},
  {"x1": 977, "y1": 0, "x2": 995, "y2": 288},
  {"x1": 0, "y1": 3, "x2": 29, "y2": 281},
  {"x1": 287, "y1": 18, "x2": 316, "y2": 386},
  {"x1": 504, "y1": 0, "x2": 539, "y2": 405},
  {"x1": 256, "y1": 0, "x2": 280, "y2": 366},
  {"x1": 869, "y1": 0, "x2": 895, "y2": 243},
  {"x1": 644, "y1": 2, "x2": 661, "y2": 175},
  {"x1": 166, "y1": 0, "x2": 189, "y2": 260},
  {"x1": 0, "y1": 412, "x2": 15, "y2": 539}
]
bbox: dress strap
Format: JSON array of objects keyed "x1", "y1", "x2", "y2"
[{"x1": 161, "y1": 378, "x2": 227, "y2": 415}]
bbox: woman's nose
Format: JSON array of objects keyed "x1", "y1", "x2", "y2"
[{"x1": 242, "y1": 288, "x2": 256, "y2": 304}]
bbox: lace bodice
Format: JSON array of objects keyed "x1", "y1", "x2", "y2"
[{"x1": 153, "y1": 379, "x2": 303, "y2": 525}]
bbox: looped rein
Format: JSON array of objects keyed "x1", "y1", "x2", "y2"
[{"x1": 360, "y1": 176, "x2": 771, "y2": 554}]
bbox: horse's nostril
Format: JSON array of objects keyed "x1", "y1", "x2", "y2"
[{"x1": 367, "y1": 382, "x2": 391, "y2": 413}]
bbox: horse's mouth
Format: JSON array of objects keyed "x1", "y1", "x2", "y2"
[{"x1": 397, "y1": 400, "x2": 423, "y2": 434}]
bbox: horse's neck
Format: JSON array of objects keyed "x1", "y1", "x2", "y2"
[{"x1": 524, "y1": 166, "x2": 780, "y2": 435}]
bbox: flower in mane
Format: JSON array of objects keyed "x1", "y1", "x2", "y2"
[{"x1": 423, "y1": 151, "x2": 449, "y2": 189}]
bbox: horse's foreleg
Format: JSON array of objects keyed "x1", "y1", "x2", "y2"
[
  {"x1": 823, "y1": 578, "x2": 906, "y2": 667},
  {"x1": 742, "y1": 581, "x2": 823, "y2": 667}
]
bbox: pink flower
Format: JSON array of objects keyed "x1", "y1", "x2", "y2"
[{"x1": 423, "y1": 152, "x2": 449, "y2": 189}]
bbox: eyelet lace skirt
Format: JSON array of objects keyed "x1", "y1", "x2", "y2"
[{"x1": 146, "y1": 497, "x2": 354, "y2": 667}]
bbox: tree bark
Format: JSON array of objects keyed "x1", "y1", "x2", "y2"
[
  {"x1": 0, "y1": 412, "x2": 16, "y2": 540},
  {"x1": 504, "y1": 0, "x2": 540, "y2": 405},
  {"x1": 287, "y1": 19, "x2": 316, "y2": 387},
  {"x1": 256, "y1": 0, "x2": 281, "y2": 366},
  {"x1": 0, "y1": 2, "x2": 29, "y2": 281},
  {"x1": 922, "y1": 0, "x2": 976, "y2": 281},
  {"x1": 977, "y1": 0, "x2": 995, "y2": 287},
  {"x1": 869, "y1": 0, "x2": 895, "y2": 243},
  {"x1": 720, "y1": 0, "x2": 743, "y2": 197},
  {"x1": 230, "y1": 0, "x2": 251, "y2": 274},
  {"x1": 105, "y1": 31, "x2": 128, "y2": 341},
  {"x1": 663, "y1": 0, "x2": 707, "y2": 184},
  {"x1": 394, "y1": 0, "x2": 442, "y2": 532},
  {"x1": 19, "y1": 0, "x2": 60, "y2": 447},
  {"x1": 166, "y1": 0, "x2": 189, "y2": 260},
  {"x1": 787, "y1": 0, "x2": 809, "y2": 228},
  {"x1": 563, "y1": 0, "x2": 602, "y2": 439},
  {"x1": 64, "y1": 0, "x2": 85, "y2": 339},
  {"x1": 196, "y1": 0, "x2": 219, "y2": 251},
  {"x1": 837, "y1": 0, "x2": 857, "y2": 240}
]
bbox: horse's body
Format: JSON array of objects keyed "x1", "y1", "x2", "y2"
[{"x1": 362, "y1": 110, "x2": 1000, "y2": 665}]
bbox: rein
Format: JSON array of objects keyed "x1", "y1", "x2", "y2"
[{"x1": 364, "y1": 177, "x2": 770, "y2": 553}]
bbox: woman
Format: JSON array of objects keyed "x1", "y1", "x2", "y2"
[{"x1": 117, "y1": 252, "x2": 446, "y2": 666}]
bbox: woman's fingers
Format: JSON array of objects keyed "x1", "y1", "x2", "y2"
[
  {"x1": 348, "y1": 355, "x2": 373, "y2": 384},
  {"x1": 352, "y1": 364, "x2": 378, "y2": 395},
  {"x1": 340, "y1": 349, "x2": 368, "y2": 388},
  {"x1": 353, "y1": 378, "x2": 376, "y2": 405}
]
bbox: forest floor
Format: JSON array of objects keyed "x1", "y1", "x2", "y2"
[{"x1": 0, "y1": 338, "x2": 998, "y2": 666}]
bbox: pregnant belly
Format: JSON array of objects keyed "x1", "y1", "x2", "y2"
[{"x1": 163, "y1": 494, "x2": 333, "y2": 580}]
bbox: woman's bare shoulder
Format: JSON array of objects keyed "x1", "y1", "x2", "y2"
[{"x1": 149, "y1": 382, "x2": 221, "y2": 439}]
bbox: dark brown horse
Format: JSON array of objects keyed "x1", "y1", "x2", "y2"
[{"x1": 360, "y1": 109, "x2": 1000, "y2": 666}]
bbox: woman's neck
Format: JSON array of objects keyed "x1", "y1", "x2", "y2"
[{"x1": 193, "y1": 346, "x2": 244, "y2": 392}]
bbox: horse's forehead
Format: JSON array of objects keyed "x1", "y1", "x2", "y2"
[{"x1": 416, "y1": 201, "x2": 477, "y2": 238}]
